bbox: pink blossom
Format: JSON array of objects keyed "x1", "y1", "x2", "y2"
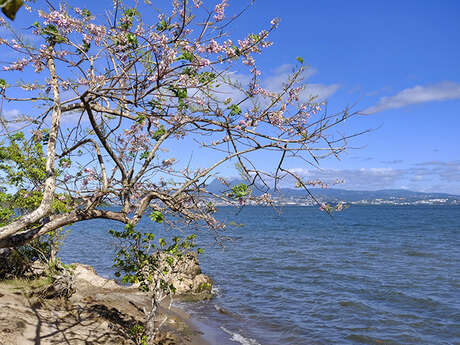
[
  {"x1": 83, "y1": 33, "x2": 91, "y2": 45},
  {"x1": 214, "y1": 0, "x2": 228, "y2": 21},
  {"x1": 268, "y1": 110, "x2": 285, "y2": 126},
  {"x1": 270, "y1": 17, "x2": 281, "y2": 27},
  {"x1": 86, "y1": 23, "x2": 106, "y2": 45},
  {"x1": 60, "y1": 80, "x2": 71, "y2": 90},
  {"x1": 162, "y1": 158, "x2": 176, "y2": 167},
  {"x1": 39, "y1": 7, "x2": 83, "y2": 34},
  {"x1": 3, "y1": 58, "x2": 30, "y2": 71},
  {"x1": 198, "y1": 58, "x2": 211, "y2": 67},
  {"x1": 11, "y1": 39, "x2": 21, "y2": 50},
  {"x1": 61, "y1": 160, "x2": 71, "y2": 168},
  {"x1": 197, "y1": 44, "x2": 206, "y2": 53},
  {"x1": 242, "y1": 56, "x2": 255, "y2": 66},
  {"x1": 207, "y1": 39, "x2": 222, "y2": 53}
]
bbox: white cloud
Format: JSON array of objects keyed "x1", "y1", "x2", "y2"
[
  {"x1": 212, "y1": 72, "x2": 251, "y2": 103},
  {"x1": 263, "y1": 64, "x2": 339, "y2": 102},
  {"x1": 301, "y1": 83, "x2": 340, "y2": 101},
  {"x1": 1, "y1": 109, "x2": 20, "y2": 119},
  {"x1": 363, "y1": 82, "x2": 460, "y2": 114},
  {"x1": 209, "y1": 64, "x2": 339, "y2": 107},
  {"x1": 0, "y1": 109, "x2": 29, "y2": 131},
  {"x1": 286, "y1": 160, "x2": 460, "y2": 194},
  {"x1": 287, "y1": 167, "x2": 404, "y2": 190}
]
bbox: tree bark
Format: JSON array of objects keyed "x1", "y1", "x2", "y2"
[{"x1": 0, "y1": 46, "x2": 61, "y2": 240}]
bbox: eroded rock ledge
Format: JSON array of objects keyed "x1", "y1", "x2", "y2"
[{"x1": 0, "y1": 255, "x2": 213, "y2": 345}]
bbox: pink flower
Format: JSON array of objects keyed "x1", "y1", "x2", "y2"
[
  {"x1": 319, "y1": 203, "x2": 328, "y2": 211},
  {"x1": 207, "y1": 39, "x2": 222, "y2": 53},
  {"x1": 214, "y1": 0, "x2": 228, "y2": 21},
  {"x1": 270, "y1": 18, "x2": 280, "y2": 27},
  {"x1": 198, "y1": 58, "x2": 211, "y2": 67},
  {"x1": 39, "y1": 7, "x2": 83, "y2": 34}
]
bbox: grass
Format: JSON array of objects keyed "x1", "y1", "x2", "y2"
[{"x1": 0, "y1": 276, "x2": 53, "y2": 293}]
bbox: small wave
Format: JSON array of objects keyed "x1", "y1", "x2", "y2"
[
  {"x1": 405, "y1": 250, "x2": 433, "y2": 257},
  {"x1": 211, "y1": 285, "x2": 222, "y2": 296},
  {"x1": 214, "y1": 304, "x2": 241, "y2": 319},
  {"x1": 345, "y1": 333, "x2": 396, "y2": 344},
  {"x1": 221, "y1": 326, "x2": 261, "y2": 345},
  {"x1": 214, "y1": 304, "x2": 231, "y2": 315},
  {"x1": 338, "y1": 300, "x2": 372, "y2": 311}
]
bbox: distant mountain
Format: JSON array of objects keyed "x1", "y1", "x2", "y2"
[
  {"x1": 206, "y1": 179, "x2": 460, "y2": 204},
  {"x1": 277, "y1": 188, "x2": 460, "y2": 202}
]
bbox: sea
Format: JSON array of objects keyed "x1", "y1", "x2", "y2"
[{"x1": 59, "y1": 205, "x2": 460, "y2": 345}]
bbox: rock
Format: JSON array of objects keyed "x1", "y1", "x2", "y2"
[
  {"x1": 73, "y1": 263, "x2": 121, "y2": 290},
  {"x1": 39, "y1": 267, "x2": 75, "y2": 299},
  {"x1": 151, "y1": 251, "x2": 213, "y2": 300},
  {"x1": 29, "y1": 260, "x2": 46, "y2": 277}
]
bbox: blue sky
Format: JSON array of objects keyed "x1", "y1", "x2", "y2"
[
  {"x1": 1, "y1": 0, "x2": 459, "y2": 194},
  {"x1": 229, "y1": 0, "x2": 460, "y2": 194}
]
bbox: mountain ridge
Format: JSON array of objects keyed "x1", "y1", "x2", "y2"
[{"x1": 206, "y1": 178, "x2": 460, "y2": 204}]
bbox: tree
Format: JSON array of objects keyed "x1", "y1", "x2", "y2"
[
  {"x1": 0, "y1": 0, "x2": 359, "y2": 339},
  {"x1": 0, "y1": 130, "x2": 71, "y2": 277},
  {"x1": 0, "y1": 0, "x2": 358, "y2": 246}
]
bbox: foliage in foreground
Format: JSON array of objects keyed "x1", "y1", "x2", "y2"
[{"x1": 0, "y1": 0, "x2": 360, "y2": 341}]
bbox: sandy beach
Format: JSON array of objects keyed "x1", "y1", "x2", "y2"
[{"x1": 0, "y1": 263, "x2": 212, "y2": 345}]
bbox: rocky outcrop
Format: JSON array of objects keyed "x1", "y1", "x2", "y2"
[
  {"x1": 151, "y1": 251, "x2": 213, "y2": 301},
  {"x1": 0, "y1": 262, "x2": 209, "y2": 345}
]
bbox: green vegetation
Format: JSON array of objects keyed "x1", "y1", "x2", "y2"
[{"x1": 0, "y1": 0, "x2": 23, "y2": 20}]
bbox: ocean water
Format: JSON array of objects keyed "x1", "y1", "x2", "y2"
[{"x1": 59, "y1": 205, "x2": 460, "y2": 345}]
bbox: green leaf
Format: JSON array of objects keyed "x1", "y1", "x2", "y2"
[
  {"x1": 228, "y1": 104, "x2": 242, "y2": 116},
  {"x1": 136, "y1": 114, "x2": 146, "y2": 124},
  {"x1": 230, "y1": 183, "x2": 249, "y2": 199},
  {"x1": 123, "y1": 8, "x2": 139, "y2": 17},
  {"x1": 127, "y1": 32, "x2": 138, "y2": 47},
  {"x1": 170, "y1": 87, "x2": 187, "y2": 100},
  {"x1": 198, "y1": 71, "x2": 216, "y2": 84},
  {"x1": 0, "y1": 0, "x2": 24, "y2": 20},
  {"x1": 0, "y1": 79, "x2": 6, "y2": 89},
  {"x1": 149, "y1": 210, "x2": 164, "y2": 224},
  {"x1": 81, "y1": 9, "x2": 91, "y2": 17},
  {"x1": 296, "y1": 56, "x2": 304, "y2": 64},
  {"x1": 157, "y1": 18, "x2": 167, "y2": 31},
  {"x1": 249, "y1": 33, "x2": 259, "y2": 42},
  {"x1": 152, "y1": 125, "x2": 166, "y2": 141},
  {"x1": 40, "y1": 24, "x2": 66, "y2": 44},
  {"x1": 177, "y1": 50, "x2": 194, "y2": 62},
  {"x1": 165, "y1": 256, "x2": 174, "y2": 266}
]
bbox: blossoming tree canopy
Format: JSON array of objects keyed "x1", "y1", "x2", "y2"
[{"x1": 0, "y1": 0, "x2": 359, "y2": 248}]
